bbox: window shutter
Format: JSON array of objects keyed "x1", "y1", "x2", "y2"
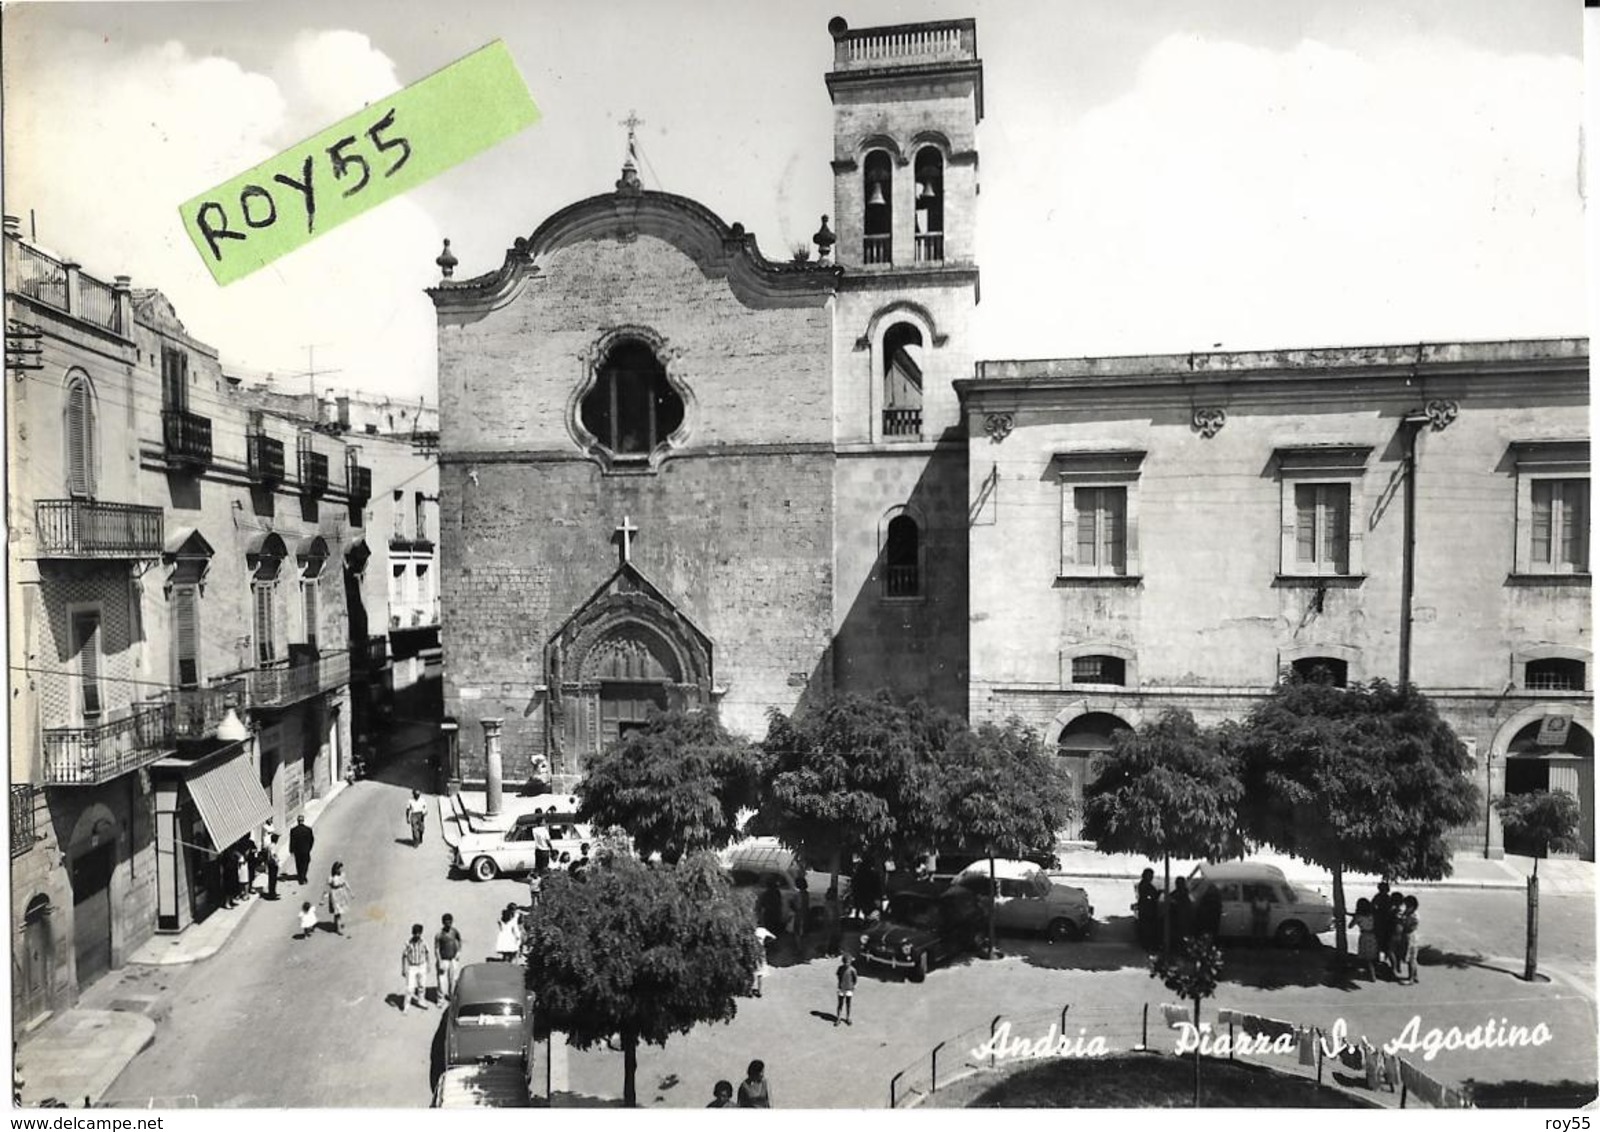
[
  {"x1": 1295, "y1": 484, "x2": 1317, "y2": 564},
  {"x1": 74, "y1": 612, "x2": 102, "y2": 718},
  {"x1": 1075, "y1": 488, "x2": 1098, "y2": 567},
  {"x1": 302, "y1": 582, "x2": 319, "y2": 649},
  {"x1": 1060, "y1": 482, "x2": 1078, "y2": 570},
  {"x1": 67, "y1": 381, "x2": 96, "y2": 498},
  {"x1": 1531, "y1": 480, "x2": 1554, "y2": 566},
  {"x1": 174, "y1": 588, "x2": 199, "y2": 688},
  {"x1": 254, "y1": 584, "x2": 274, "y2": 665},
  {"x1": 1327, "y1": 485, "x2": 1350, "y2": 575},
  {"x1": 1104, "y1": 487, "x2": 1127, "y2": 574}
]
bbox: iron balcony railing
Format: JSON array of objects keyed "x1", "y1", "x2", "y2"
[
  {"x1": 162, "y1": 409, "x2": 213, "y2": 469},
  {"x1": 248, "y1": 433, "x2": 286, "y2": 484},
  {"x1": 299, "y1": 449, "x2": 329, "y2": 497},
  {"x1": 883, "y1": 407, "x2": 922, "y2": 437},
  {"x1": 348, "y1": 464, "x2": 372, "y2": 501},
  {"x1": 914, "y1": 233, "x2": 944, "y2": 263},
  {"x1": 885, "y1": 564, "x2": 920, "y2": 598},
  {"x1": 41, "y1": 702, "x2": 174, "y2": 786},
  {"x1": 11, "y1": 786, "x2": 36, "y2": 858},
  {"x1": 247, "y1": 651, "x2": 351, "y2": 710},
  {"x1": 165, "y1": 678, "x2": 247, "y2": 741},
  {"x1": 863, "y1": 234, "x2": 892, "y2": 265},
  {"x1": 5, "y1": 238, "x2": 125, "y2": 335},
  {"x1": 34, "y1": 499, "x2": 163, "y2": 558}
]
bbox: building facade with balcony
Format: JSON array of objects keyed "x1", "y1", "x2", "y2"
[{"x1": 6, "y1": 225, "x2": 372, "y2": 1028}]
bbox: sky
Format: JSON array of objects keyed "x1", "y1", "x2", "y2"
[{"x1": 2, "y1": 0, "x2": 1586, "y2": 402}]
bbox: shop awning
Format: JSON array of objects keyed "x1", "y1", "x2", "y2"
[{"x1": 185, "y1": 749, "x2": 271, "y2": 852}]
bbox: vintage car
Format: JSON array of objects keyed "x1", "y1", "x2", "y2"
[
  {"x1": 443, "y1": 963, "x2": 535, "y2": 1071},
  {"x1": 432, "y1": 1062, "x2": 531, "y2": 1108},
  {"x1": 858, "y1": 882, "x2": 984, "y2": 981},
  {"x1": 954, "y1": 858, "x2": 1095, "y2": 942},
  {"x1": 720, "y1": 838, "x2": 851, "y2": 930},
  {"x1": 451, "y1": 801, "x2": 593, "y2": 881},
  {"x1": 1182, "y1": 861, "x2": 1336, "y2": 948}
]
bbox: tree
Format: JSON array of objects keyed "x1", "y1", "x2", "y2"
[
  {"x1": 1150, "y1": 936, "x2": 1225, "y2": 1106},
  {"x1": 1081, "y1": 709, "x2": 1246, "y2": 946},
  {"x1": 943, "y1": 718, "x2": 1074, "y2": 958},
  {"x1": 577, "y1": 708, "x2": 761, "y2": 863},
  {"x1": 523, "y1": 851, "x2": 758, "y2": 1107},
  {"x1": 1233, "y1": 677, "x2": 1480, "y2": 957},
  {"x1": 755, "y1": 692, "x2": 960, "y2": 893},
  {"x1": 1495, "y1": 790, "x2": 1582, "y2": 981}
]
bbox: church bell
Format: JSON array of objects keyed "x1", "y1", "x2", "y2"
[{"x1": 867, "y1": 182, "x2": 887, "y2": 207}]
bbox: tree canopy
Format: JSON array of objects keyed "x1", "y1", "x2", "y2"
[
  {"x1": 1081, "y1": 708, "x2": 1245, "y2": 864},
  {"x1": 524, "y1": 851, "x2": 758, "y2": 1107},
  {"x1": 576, "y1": 708, "x2": 761, "y2": 863},
  {"x1": 1496, "y1": 790, "x2": 1583, "y2": 867}
]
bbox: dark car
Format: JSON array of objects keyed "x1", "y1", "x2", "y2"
[
  {"x1": 857, "y1": 882, "x2": 983, "y2": 982},
  {"x1": 444, "y1": 963, "x2": 535, "y2": 1070}
]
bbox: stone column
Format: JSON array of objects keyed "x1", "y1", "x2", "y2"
[{"x1": 483, "y1": 719, "x2": 504, "y2": 817}]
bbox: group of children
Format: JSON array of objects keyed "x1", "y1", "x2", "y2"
[{"x1": 1349, "y1": 882, "x2": 1422, "y2": 983}]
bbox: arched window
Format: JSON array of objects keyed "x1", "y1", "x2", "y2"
[
  {"x1": 863, "y1": 150, "x2": 893, "y2": 265},
  {"x1": 1525, "y1": 657, "x2": 1586, "y2": 692},
  {"x1": 1290, "y1": 656, "x2": 1348, "y2": 687},
  {"x1": 914, "y1": 148, "x2": 944, "y2": 263},
  {"x1": 65, "y1": 374, "x2": 97, "y2": 498},
  {"x1": 882, "y1": 323, "x2": 923, "y2": 439},
  {"x1": 1070, "y1": 655, "x2": 1127, "y2": 686},
  {"x1": 885, "y1": 514, "x2": 920, "y2": 597},
  {"x1": 580, "y1": 340, "x2": 683, "y2": 459}
]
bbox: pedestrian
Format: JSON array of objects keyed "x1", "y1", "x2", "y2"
[
  {"x1": 406, "y1": 790, "x2": 428, "y2": 847},
  {"x1": 1386, "y1": 891, "x2": 1408, "y2": 974},
  {"x1": 736, "y1": 1059, "x2": 771, "y2": 1108},
  {"x1": 568, "y1": 842, "x2": 592, "y2": 880},
  {"x1": 1351, "y1": 898, "x2": 1378, "y2": 981},
  {"x1": 326, "y1": 861, "x2": 353, "y2": 935},
  {"x1": 495, "y1": 905, "x2": 521, "y2": 961},
  {"x1": 261, "y1": 816, "x2": 278, "y2": 852},
  {"x1": 851, "y1": 859, "x2": 881, "y2": 921},
  {"x1": 434, "y1": 913, "x2": 463, "y2": 1002},
  {"x1": 1196, "y1": 884, "x2": 1223, "y2": 941},
  {"x1": 221, "y1": 847, "x2": 240, "y2": 908},
  {"x1": 234, "y1": 844, "x2": 253, "y2": 904},
  {"x1": 296, "y1": 900, "x2": 318, "y2": 940},
  {"x1": 706, "y1": 1080, "x2": 735, "y2": 1108},
  {"x1": 532, "y1": 821, "x2": 553, "y2": 874},
  {"x1": 242, "y1": 835, "x2": 260, "y2": 896},
  {"x1": 752, "y1": 926, "x2": 774, "y2": 996},
  {"x1": 1168, "y1": 876, "x2": 1194, "y2": 947},
  {"x1": 1372, "y1": 881, "x2": 1393, "y2": 974},
  {"x1": 758, "y1": 877, "x2": 785, "y2": 937},
  {"x1": 262, "y1": 835, "x2": 282, "y2": 901},
  {"x1": 1134, "y1": 868, "x2": 1161, "y2": 950},
  {"x1": 834, "y1": 954, "x2": 856, "y2": 1027},
  {"x1": 794, "y1": 874, "x2": 811, "y2": 956},
  {"x1": 289, "y1": 815, "x2": 315, "y2": 885},
  {"x1": 528, "y1": 870, "x2": 544, "y2": 909},
  {"x1": 400, "y1": 924, "x2": 431, "y2": 1012},
  {"x1": 1396, "y1": 896, "x2": 1420, "y2": 985},
  {"x1": 823, "y1": 884, "x2": 843, "y2": 957}
]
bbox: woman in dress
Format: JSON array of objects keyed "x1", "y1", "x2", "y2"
[
  {"x1": 494, "y1": 905, "x2": 522, "y2": 962},
  {"x1": 325, "y1": 861, "x2": 353, "y2": 935},
  {"x1": 736, "y1": 1059, "x2": 771, "y2": 1108},
  {"x1": 1134, "y1": 868, "x2": 1161, "y2": 951},
  {"x1": 1350, "y1": 897, "x2": 1378, "y2": 981}
]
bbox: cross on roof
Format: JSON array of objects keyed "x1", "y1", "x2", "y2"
[
  {"x1": 622, "y1": 110, "x2": 644, "y2": 166},
  {"x1": 614, "y1": 516, "x2": 639, "y2": 565}
]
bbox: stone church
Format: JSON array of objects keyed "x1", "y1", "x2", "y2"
[{"x1": 432, "y1": 18, "x2": 980, "y2": 784}]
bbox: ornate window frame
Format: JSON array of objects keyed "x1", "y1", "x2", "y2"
[
  {"x1": 1274, "y1": 445, "x2": 1372, "y2": 580},
  {"x1": 1056, "y1": 450, "x2": 1145, "y2": 581},
  {"x1": 1509, "y1": 440, "x2": 1590, "y2": 578},
  {"x1": 568, "y1": 325, "x2": 694, "y2": 474}
]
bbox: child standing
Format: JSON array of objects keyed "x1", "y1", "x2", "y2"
[
  {"x1": 296, "y1": 901, "x2": 317, "y2": 940},
  {"x1": 400, "y1": 923, "x2": 431, "y2": 1011},
  {"x1": 1351, "y1": 898, "x2": 1377, "y2": 982},
  {"x1": 752, "y1": 926, "x2": 774, "y2": 996},
  {"x1": 835, "y1": 954, "x2": 857, "y2": 1027},
  {"x1": 1397, "y1": 896, "x2": 1421, "y2": 985}
]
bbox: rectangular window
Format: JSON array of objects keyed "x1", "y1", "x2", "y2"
[
  {"x1": 1293, "y1": 483, "x2": 1351, "y2": 575},
  {"x1": 1074, "y1": 486, "x2": 1127, "y2": 574},
  {"x1": 71, "y1": 610, "x2": 103, "y2": 719},
  {"x1": 1531, "y1": 479, "x2": 1589, "y2": 572},
  {"x1": 393, "y1": 489, "x2": 407, "y2": 540},
  {"x1": 173, "y1": 586, "x2": 200, "y2": 689},
  {"x1": 301, "y1": 582, "x2": 319, "y2": 651},
  {"x1": 253, "y1": 583, "x2": 275, "y2": 666},
  {"x1": 161, "y1": 347, "x2": 188, "y2": 411},
  {"x1": 415, "y1": 493, "x2": 429, "y2": 541}
]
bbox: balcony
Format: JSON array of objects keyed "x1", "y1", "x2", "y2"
[
  {"x1": 390, "y1": 600, "x2": 441, "y2": 631},
  {"x1": 247, "y1": 651, "x2": 352, "y2": 711},
  {"x1": 299, "y1": 449, "x2": 329, "y2": 497},
  {"x1": 914, "y1": 233, "x2": 944, "y2": 263},
  {"x1": 883, "y1": 407, "x2": 922, "y2": 438},
  {"x1": 6, "y1": 238, "x2": 125, "y2": 336},
  {"x1": 165, "y1": 678, "x2": 247, "y2": 741},
  {"x1": 863, "y1": 234, "x2": 892, "y2": 265},
  {"x1": 356, "y1": 635, "x2": 389, "y2": 671},
  {"x1": 162, "y1": 409, "x2": 213, "y2": 470},
  {"x1": 830, "y1": 19, "x2": 978, "y2": 72},
  {"x1": 348, "y1": 464, "x2": 372, "y2": 502},
  {"x1": 34, "y1": 499, "x2": 163, "y2": 558},
  {"x1": 11, "y1": 786, "x2": 36, "y2": 858},
  {"x1": 42, "y1": 702, "x2": 173, "y2": 786},
  {"x1": 248, "y1": 433, "x2": 286, "y2": 485}
]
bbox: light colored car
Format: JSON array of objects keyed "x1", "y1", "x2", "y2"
[
  {"x1": 954, "y1": 858, "x2": 1095, "y2": 942},
  {"x1": 720, "y1": 838, "x2": 851, "y2": 930},
  {"x1": 452, "y1": 802, "x2": 593, "y2": 882},
  {"x1": 432, "y1": 1063, "x2": 531, "y2": 1108},
  {"x1": 1183, "y1": 861, "x2": 1335, "y2": 948}
]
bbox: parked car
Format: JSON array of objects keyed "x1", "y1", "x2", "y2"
[
  {"x1": 452, "y1": 802, "x2": 593, "y2": 881},
  {"x1": 858, "y1": 882, "x2": 984, "y2": 981},
  {"x1": 954, "y1": 858, "x2": 1094, "y2": 942},
  {"x1": 443, "y1": 963, "x2": 535, "y2": 1071},
  {"x1": 720, "y1": 838, "x2": 851, "y2": 930},
  {"x1": 930, "y1": 848, "x2": 1058, "y2": 886},
  {"x1": 1181, "y1": 861, "x2": 1335, "y2": 948},
  {"x1": 432, "y1": 1062, "x2": 531, "y2": 1108}
]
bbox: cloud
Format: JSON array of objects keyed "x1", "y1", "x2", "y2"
[{"x1": 4, "y1": 29, "x2": 437, "y2": 399}]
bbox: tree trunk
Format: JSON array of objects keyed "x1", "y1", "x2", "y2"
[
  {"x1": 1162, "y1": 853, "x2": 1172, "y2": 955},
  {"x1": 1524, "y1": 872, "x2": 1540, "y2": 982},
  {"x1": 1331, "y1": 863, "x2": 1348, "y2": 959},
  {"x1": 987, "y1": 855, "x2": 999, "y2": 958},
  {"x1": 622, "y1": 1030, "x2": 638, "y2": 1108},
  {"x1": 1192, "y1": 993, "x2": 1202, "y2": 1107}
]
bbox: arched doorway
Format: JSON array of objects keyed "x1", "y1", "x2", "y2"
[
  {"x1": 590, "y1": 624, "x2": 679, "y2": 746},
  {"x1": 1503, "y1": 718, "x2": 1594, "y2": 859},
  {"x1": 1055, "y1": 712, "x2": 1132, "y2": 841},
  {"x1": 16, "y1": 894, "x2": 57, "y2": 1026}
]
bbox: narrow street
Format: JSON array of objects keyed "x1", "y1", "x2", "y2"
[{"x1": 102, "y1": 749, "x2": 531, "y2": 1107}]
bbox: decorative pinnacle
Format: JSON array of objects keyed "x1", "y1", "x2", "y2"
[{"x1": 435, "y1": 239, "x2": 458, "y2": 279}]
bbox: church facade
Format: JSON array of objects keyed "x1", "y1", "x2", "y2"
[{"x1": 431, "y1": 17, "x2": 1589, "y2": 857}]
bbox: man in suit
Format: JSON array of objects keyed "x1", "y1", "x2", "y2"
[{"x1": 288, "y1": 815, "x2": 315, "y2": 885}]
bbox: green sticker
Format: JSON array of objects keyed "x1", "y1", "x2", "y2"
[{"x1": 180, "y1": 40, "x2": 540, "y2": 285}]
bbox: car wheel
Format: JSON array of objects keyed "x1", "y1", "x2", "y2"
[
  {"x1": 1046, "y1": 918, "x2": 1082, "y2": 943},
  {"x1": 470, "y1": 856, "x2": 498, "y2": 882},
  {"x1": 909, "y1": 952, "x2": 929, "y2": 983},
  {"x1": 1276, "y1": 920, "x2": 1310, "y2": 949}
]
